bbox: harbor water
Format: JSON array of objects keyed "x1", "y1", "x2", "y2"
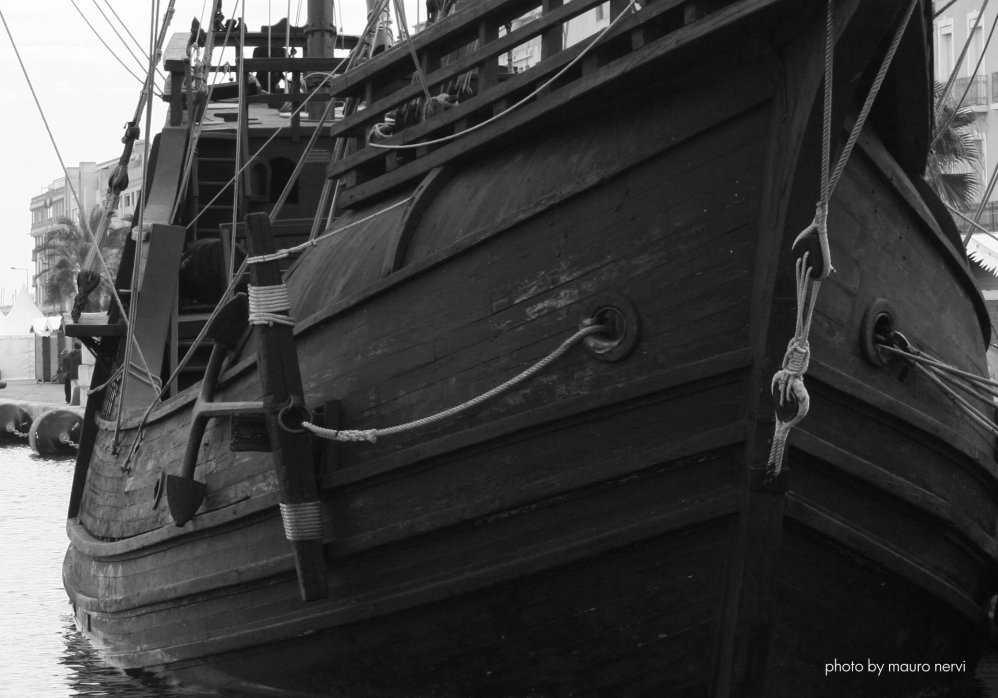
[{"x1": 0, "y1": 443, "x2": 212, "y2": 698}]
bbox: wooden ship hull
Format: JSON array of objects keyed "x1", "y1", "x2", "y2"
[{"x1": 62, "y1": 0, "x2": 998, "y2": 695}]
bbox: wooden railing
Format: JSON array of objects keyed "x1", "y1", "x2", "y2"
[
  {"x1": 161, "y1": 27, "x2": 358, "y2": 129},
  {"x1": 317, "y1": 0, "x2": 750, "y2": 206}
]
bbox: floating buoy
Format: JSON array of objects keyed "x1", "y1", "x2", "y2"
[
  {"x1": 0, "y1": 403, "x2": 33, "y2": 443},
  {"x1": 29, "y1": 409, "x2": 83, "y2": 457}
]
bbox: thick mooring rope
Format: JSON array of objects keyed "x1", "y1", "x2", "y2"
[{"x1": 303, "y1": 321, "x2": 605, "y2": 443}]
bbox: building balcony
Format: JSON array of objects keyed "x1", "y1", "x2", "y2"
[{"x1": 956, "y1": 74, "x2": 989, "y2": 106}]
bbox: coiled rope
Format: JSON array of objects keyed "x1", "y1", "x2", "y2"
[
  {"x1": 248, "y1": 283, "x2": 296, "y2": 326},
  {"x1": 303, "y1": 321, "x2": 605, "y2": 443},
  {"x1": 279, "y1": 501, "x2": 324, "y2": 541}
]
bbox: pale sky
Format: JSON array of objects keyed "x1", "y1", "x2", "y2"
[{"x1": 0, "y1": 0, "x2": 412, "y2": 297}]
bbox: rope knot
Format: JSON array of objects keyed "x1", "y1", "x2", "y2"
[
  {"x1": 781, "y1": 338, "x2": 810, "y2": 377},
  {"x1": 814, "y1": 201, "x2": 828, "y2": 235}
]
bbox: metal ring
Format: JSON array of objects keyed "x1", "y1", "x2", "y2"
[
  {"x1": 277, "y1": 397, "x2": 312, "y2": 434},
  {"x1": 582, "y1": 293, "x2": 641, "y2": 362},
  {"x1": 860, "y1": 298, "x2": 896, "y2": 368}
]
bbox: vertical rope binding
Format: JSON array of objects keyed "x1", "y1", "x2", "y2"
[
  {"x1": 279, "y1": 501, "x2": 324, "y2": 541},
  {"x1": 248, "y1": 283, "x2": 296, "y2": 326}
]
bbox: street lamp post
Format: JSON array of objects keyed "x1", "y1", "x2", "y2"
[{"x1": 10, "y1": 266, "x2": 29, "y2": 303}]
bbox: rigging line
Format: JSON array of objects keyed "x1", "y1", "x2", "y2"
[
  {"x1": 68, "y1": 0, "x2": 150, "y2": 88},
  {"x1": 119, "y1": 257, "x2": 250, "y2": 471},
  {"x1": 914, "y1": 362, "x2": 998, "y2": 437},
  {"x1": 249, "y1": 195, "x2": 415, "y2": 264},
  {"x1": 876, "y1": 344, "x2": 998, "y2": 397},
  {"x1": 932, "y1": 8, "x2": 998, "y2": 147},
  {"x1": 935, "y1": 0, "x2": 961, "y2": 18},
  {"x1": 135, "y1": 191, "x2": 418, "y2": 456},
  {"x1": 119, "y1": 0, "x2": 174, "y2": 410},
  {"x1": 83, "y1": 0, "x2": 177, "y2": 274},
  {"x1": 972, "y1": 154, "x2": 998, "y2": 230},
  {"x1": 115, "y1": 0, "x2": 167, "y2": 443},
  {"x1": 275, "y1": 0, "x2": 391, "y2": 224},
  {"x1": 230, "y1": 7, "x2": 246, "y2": 283},
  {"x1": 394, "y1": 0, "x2": 433, "y2": 103},
  {"x1": 101, "y1": 0, "x2": 154, "y2": 59},
  {"x1": 936, "y1": 0, "x2": 988, "y2": 113},
  {"x1": 90, "y1": 0, "x2": 164, "y2": 82},
  {"x1": 947, "y1": 202, "x2": 998, "y2": 246},
  {"x1": 827, "y1": 0, "x2": 918, "y2": 198},
  {"x1": 369, "y1": 0, "x2": 640, "y2": 151},
  {"x1": 2, "y1": 4, "x2": 166, "y2": 396},
  {"x1": 0, "y1": 8, "x2": 127, "y2": 320},
  {"x1": 316, "y1": 0, "x2": 394, "y2": 233},
  {"x1": 169, "y1": 0, "x2": 239, "y2": 222},
  {"x1": 182, "y1": 60, "x2": 349, "y2": 232},
  {"x1": 820, "y1": 0, "x2": 832, "y2": 203}
]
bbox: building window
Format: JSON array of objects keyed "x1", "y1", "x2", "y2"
[
  {"x1": 936, "y1": 18, "x2": 954, "y2": 83},
  {"x1": 969, "y1": 12, "x2": 987, "y2": 76}
]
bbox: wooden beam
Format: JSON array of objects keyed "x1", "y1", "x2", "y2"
[{"x1": 245, "y1": 213, "x2": 327, "y2": 602}]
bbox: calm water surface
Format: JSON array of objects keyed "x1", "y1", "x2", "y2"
[{"x1": 0, "y1": 444, "x2": 213, "y2": 698}]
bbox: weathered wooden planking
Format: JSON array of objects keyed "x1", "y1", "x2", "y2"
[{"x1": 76, "y1": 481, "x2": 736, "y2": 680}]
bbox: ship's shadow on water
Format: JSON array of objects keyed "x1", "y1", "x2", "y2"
[{"x1": 59, "y1": 614, "x2": 215, "y2": 697}]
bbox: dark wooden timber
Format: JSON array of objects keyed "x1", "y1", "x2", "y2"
[
  {"x1": 62, "y1": 1, "x2": 998, "y2": 696},
  {"x1": 244, "y1": 212, "x2": 327, "y2": 602}
]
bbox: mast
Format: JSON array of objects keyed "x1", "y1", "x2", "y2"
[{"x1": 305, "y1": 0, "x2": 337, "y2": 118}]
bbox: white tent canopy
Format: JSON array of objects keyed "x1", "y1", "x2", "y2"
[
  {"x1": 0, "y1": 285, "x2": 43, "y2": 380},
  {"x1": 0, "y1": 285, "x2": 43, "y2": 336}
]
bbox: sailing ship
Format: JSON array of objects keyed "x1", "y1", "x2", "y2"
[{"x1": 61, "y1": 0, "x2": 998, "y2": 695}]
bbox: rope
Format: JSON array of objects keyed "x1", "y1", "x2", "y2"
[
  {"x1": 91, "y1": 0, "x2": 170, "y2": 86},
  {"x1": 393, "y1": 0, "x2": 434, "y2": 104},
  {"x1": 766, "y1": 0, "x2": 916, "y2": 480},
  {"x1": 279, "y1": 501, "x2": 324, "y2": 540},
  {"x1": 877, "y1": 340, "x2": 998, "y2": 439},
  {"x1": 368, "y1": 0, "x2": 640, "y2": 151},
  {"x1": 115, "y1": 0, "x2": 169, "y2": 450},
  {"x1": 828, "y1": 0, "x2": 918, "y2": 198},
  {"x1": 88, "y1": 365, "x2": 124, "y2": 396},
  {"x1": 248, "y1": 283, "x2": 296, "y2": 326},
  {"x1": 303, "y1": 321, "x2": 605, "y2": 443},
  {"x1": 1, "y1": 7, "x2": 161, "y2": 395},
  {"x1": 932, "y1": 6, "x2": 998, "y2": 147},
  {"x1": 246, "y1": 195, "x2": 414, "y2": 264},
  {"x1": 934, "y1": 0, "x2": 988, "y2": 114},
  {"x1": 182, "y1": 61, "x2": 349, "y2": 232},
  {"x1": 70, "y1": 0, "x2": 150, "y2": 88}
]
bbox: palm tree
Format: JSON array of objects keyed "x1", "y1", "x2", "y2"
[
  {"x1": 34, "y1": 207, "x2": 128, "y2": 313},
  {"x1": 925, "y1": 81, "x2": 983, "y2": 209}
]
